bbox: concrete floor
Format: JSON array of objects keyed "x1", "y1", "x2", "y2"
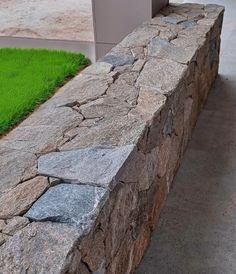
[
  {"x1": 0, "y1": 0, "x2": 94, "y2": 41},
  {"x1": 137, "y1": 0, "x2": 236, "y2": 273}
]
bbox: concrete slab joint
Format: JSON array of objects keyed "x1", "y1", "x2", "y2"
[{"x1": 0, "y1": 3, "x2": 224, "y2": 274}]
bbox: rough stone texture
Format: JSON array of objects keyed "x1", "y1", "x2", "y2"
[
  {"x1": 0, "y1": 222, "x2": 82, "y2": 274},
  {"x1": 0, "y1": 234, "x2": 10, "y2": 246},
  {"x1": 0, "y1": 177, "x2": 49, "y2": 219},
  {"x1": 0, "y1": 147, "x2": 37, "y2": 194},
  {"x1": 38, "y1": 145, "x2": 135, "y2": 189},
  {"x1": 120, "y1": 26, "x2": 160, "y2": 48},
  {"x1": 100, "y1": 54, "x2": 136, "y2": 67},
  {"x1": 0, "y1": 3, "x2": 224, "y2": 274},
  {"x1": 1, "y1": 217, "x2": 29, "y2": 236},
  {"x1": 136, "y1": 58, "x2": 187, "y2": 94},
  {"x1": 25, "y1": 184, "x2": 108, "y2": 233},
  {"x1": 60, "y1": 116, "x2": 146, "y2": 150},
  {"x1": 147, "y1": 36, "x2": 197, "y2": 64}
]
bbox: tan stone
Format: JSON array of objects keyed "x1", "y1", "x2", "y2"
[
  {"x1": 2, "y1": 217, "x2": 29, "y2": 236},
  {"x1": 80, "y1": 97, "x2": 132, "y2": 120},
  {"x1": 106, "y1": 83, "x2": 139, "y2": 106},
  {"x1": 120, "y1": 26, "x2": 159, "y2": 48},
  {"x1": 129, "y1": 88, "x2": 166, "y2": 121},
  {"x1": 159, "y1": 30, "x2": 177, "y2": 41},
  {"x1": 0, "y1": 220, "x2": 6, "y2": 232},
  {"x1": 0, "y1": 146, "x2": 37, "y2": 194},
  {"x1": 136, "y1": 58, "x2": 187, "y2": 95},
  {"x1": 157, "y1": 136, "x2": 172, "y2": 178},
  {"x1": 20, "y1": 106, "x2": 83, "y2": 130},
  {"x1": 0, "y1": 233, "x2": 10, "y2": 246},
  {"x1": 131, "y1": 47, "x2": 145, "y2": 59},
  {"x1": 42, "y1": 73, "x2": 114, "y2": 109},
  {"x1": 0, "y1": 222, "x2": 81, "y2": 274},
  {"x1": 0, "y1": 177, "x2": 49, "y2": 218},
  {"x1": 0, "y1": 125, "x2": 65, "y2": 154},
  {"x1": 81, "y1": 229, "x2": 105, "y2": 272},
  {"x1": 60, "y1": 116, "x2": 146, "y2": 151}
]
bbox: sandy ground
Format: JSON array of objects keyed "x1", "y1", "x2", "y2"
[{"x1": 0, "y1": 0, "x2": 94, "y2": 41}]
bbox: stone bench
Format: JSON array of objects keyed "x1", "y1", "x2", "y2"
[{"x1": 0, "y1": 3, "x2": 224, "y2": 274}]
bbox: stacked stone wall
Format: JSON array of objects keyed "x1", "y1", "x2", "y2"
[{"x1": 0, "y1": 3, "x2": 224, "y2": 274}]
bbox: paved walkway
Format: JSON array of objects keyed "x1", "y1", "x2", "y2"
[
  {"x1": 137, "y1": 0, "x2": 236, "y2": 273},
  {"x1": 0, "y1": 0, "x2": 94, "y2": 41}
]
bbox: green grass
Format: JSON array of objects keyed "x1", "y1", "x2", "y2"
[{"x1": 0, "y1": 48, "x2": 89, "y2": 135}]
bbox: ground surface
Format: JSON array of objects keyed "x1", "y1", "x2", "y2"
[
  {"x1": 137, "y1": 0, "x2": 236, "y2": 273},
  {"x1": 0, "y1": 0, "x2": 94, "y2": 41},
  {"x1": 0, "y1": 48, "x2": 88, "y2": 135}
]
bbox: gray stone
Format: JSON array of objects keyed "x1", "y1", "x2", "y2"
[
  {"x1": 0, "y1": 222, "x2": 81, "y2": 274},
  {"x1": 0, "y1": 147, "x2": 37, "y2": 194},
  {"x1": 161, "y1": 15, "x2": 186, "y2": 25},
  {"x1": 132, "y1": 60, "x2": 146, "y2": 73},
  {"x1": 83, "y1": 62, "x2": 113, "y2": 75},
  {"x1": 38, "y1": 145, "x2": 135, "y2": 189},
  {"x1": 171, "y1": 36, "x2": 205, "y2": 48},
  {"x1": 120, "y1": 26, "x2": 160, "y2": 47},
  {"x1": 148, "y1": 37, "x2": 197, "y2": 64},
  {"x1": 180, "y1": 20, "x2": 198, "y2": 28},
  {"x1": 159, "y1": 30, "x2": 177, "y2": 41},
  {"x1": 20, "y1": 106, "x2": 83, "y2": 130},
  {"x1": 131, "y1": 47, "x2": 145, "y2": 59},
  {"x1": 100, "y1": 54, "x2": 136, "y2": 67},
  {"x1": 25, "y1": 184, "x2": 108, "y2": 231},
  {"x1": 136, "y1": 58, "x2": 187, "y2": 95},
  {"x1": 60, "y1": 116, "x2": 146, "y2": 151},
  {"x1": 0, "y1": 125, "x2": 65, "y2": 154},
  {"x1": 80, "y1": 97, "x2": 132, "y2": 119},
  {"x1": 0, "y1": 220, "x2": 6, "y2": 232},
  {"x1": 42, "y1": 74, "x2": 113, "y2": 109},
  {"x1": 106, "y1": 83, "x2": 139, "y2": 106}
]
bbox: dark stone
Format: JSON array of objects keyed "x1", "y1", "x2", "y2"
[
  {"x1": 101, "y1": 54, "x2": 136, "y2": 67},
  {"x1": 25, "y1": 184, "x2": 108, "y2": 232},
  {"x1": 180, "y1": 21, "x2": 198, "y2": 28}
]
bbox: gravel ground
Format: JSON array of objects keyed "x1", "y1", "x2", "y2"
[{"x1": 0, "y1": 0, "x2": 94, "y2": 41}]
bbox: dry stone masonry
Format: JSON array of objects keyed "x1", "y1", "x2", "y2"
[{"x1": 0, "y1": 3, "x2": 224, "y2": 274}]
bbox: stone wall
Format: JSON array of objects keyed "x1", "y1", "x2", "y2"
[{"x1": 0, "y1": 3, "x2": 224, "y2": 274}]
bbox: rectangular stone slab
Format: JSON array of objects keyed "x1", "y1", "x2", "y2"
[{"x1": 38, "y1": 145, "x2": 135, "y2": 189}]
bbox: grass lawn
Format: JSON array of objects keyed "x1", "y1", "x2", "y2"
[{"x1": 0, "y1": 48, "x2": 89, "y2": 135}]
